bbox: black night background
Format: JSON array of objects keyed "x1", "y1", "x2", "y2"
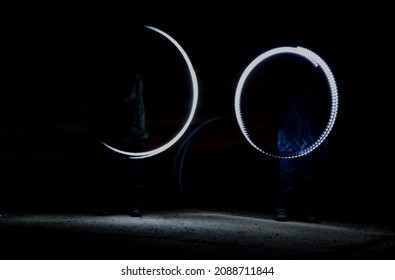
[{"x1": 1, "y1": 1, "x2": 393, "y2": 260}]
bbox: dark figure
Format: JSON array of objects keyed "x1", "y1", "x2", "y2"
[
  {"x1": 122, "y1": 74, "x2": 149, "y2": 217},
  {"x1": 96, "y1": 74, "x2": 149, "y2": 217},
  {"x1": 274, "y1": 72, "x2": 328, "y2": 223}
]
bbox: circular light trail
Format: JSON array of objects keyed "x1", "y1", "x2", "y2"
[
  {"x1": 101, "y1": 25, "x2": 199, "y2": 159},
  {"x1": 234, "y1": 46, "x2": 338, "y2": 158}
]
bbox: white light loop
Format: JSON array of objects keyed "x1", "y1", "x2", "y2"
[
  {"x1": 234, "y1": 46, "x2": 338, "y2": 158},
  {"x1": 101, "y1": 25, "x2": 199, "y2": 159}
]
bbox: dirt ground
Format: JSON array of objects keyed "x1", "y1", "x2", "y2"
[{"x1": 1, "y1": 208, "x2": 394, "y2": 260}]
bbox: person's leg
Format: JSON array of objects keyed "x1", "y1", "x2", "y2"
[
  {"x1": 275, "y1": 158, "x2": 298, "y2": 221},
  {"x1": 301, "y1": 153, "x2": 328, "y2": 222},
  {"x1": 127, "y1": 157, "x2": 145, "y2": 217},
  {"x1": 95, "y1": 154, "x2": 123, "y2": 216},
  {"x1": 288, "y1": 155, "x2": 320, "y2": 223},
  {"x1": 276, "y1": 156, "x2": 317, "y2": 222}
]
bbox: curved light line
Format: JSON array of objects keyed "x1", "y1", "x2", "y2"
[
  {"x1": 235, "y1": 46, "x2": 338, "y2": 159},
  {"x1": 173, "y1": 116, "x2": 226, "y2": 204},
  {"x1": 101, "y1": 25, "x2": 199, "y2": 159}
]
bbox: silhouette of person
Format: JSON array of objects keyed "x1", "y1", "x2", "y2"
[
  {"x1": 122, "y1": 74, "x2": 149, "y2": 217},
  {"x1": 95, "y1": 73, "x2": 149, "y2": 217},
  {"x1": 273, "y1": 66, "x2": 329, "y2": 223}
]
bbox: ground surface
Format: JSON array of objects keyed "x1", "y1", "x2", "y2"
[{"x1": 1, "y1": 208, "x2": 394, "y2": 260}]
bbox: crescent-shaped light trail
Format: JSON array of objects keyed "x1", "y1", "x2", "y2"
[{"x1": 101, "y1": 25, "x2": 199, "y2": 159}]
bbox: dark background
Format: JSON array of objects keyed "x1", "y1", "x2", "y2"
[{"x1": 1, "y1": 2, "x2": 392, "y2": 225}]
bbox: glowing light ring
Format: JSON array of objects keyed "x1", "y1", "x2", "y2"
[
  {"x1": 101, "y1": 25, "x2": 199, "y2": 159},
  {"x1": 235, "y1": 46, "x2": 338, "y2": 158}
]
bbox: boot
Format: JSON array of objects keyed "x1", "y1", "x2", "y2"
[{"x1": 275, "y1": 207, "x2": 288, "y2": 222}]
